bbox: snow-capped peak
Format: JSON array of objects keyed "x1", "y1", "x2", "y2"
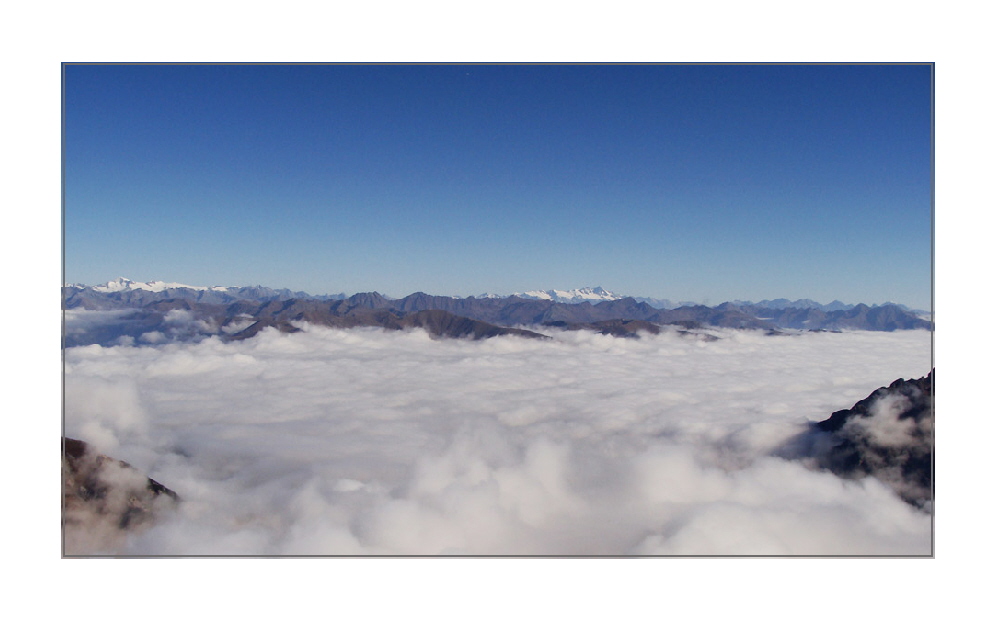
[
  {"x1": 89, "y1": 277, "x2": 130, "y2": 292},
  {"x1": 513, "y1": 286, "x2": 625, "y2": 303},
  {"x1": 91, "y1": 277, "x2": 223, "y2": 293}
]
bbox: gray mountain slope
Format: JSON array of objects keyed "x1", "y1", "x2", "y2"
[{"x1": 63, "y1": 284, "x2": 932, "y2": 347}]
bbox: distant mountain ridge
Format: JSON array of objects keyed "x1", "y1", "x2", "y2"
[
  {"x1": 64, "y1": 277, "x2": 348, "y2": 308},
  {"x1": 733, "y1": 297, "x2": 926, "y2": 315},
  {"x1": 68, "y1": 279, "x2": 926, "y2": 314},
  {"x1": 63, "y1": 279, "x2": 933, "y2": 347}
]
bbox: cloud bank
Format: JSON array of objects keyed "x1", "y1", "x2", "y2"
[{"x1": 63, "y1": 325, "x2": 932, "y2": 555}]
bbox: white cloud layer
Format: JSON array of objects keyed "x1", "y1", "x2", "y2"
[{"x1": 63, "y1": 326, "x2": 932, "y2": 555}]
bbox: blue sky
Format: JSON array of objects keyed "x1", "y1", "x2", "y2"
[{"x1": 64, "y1": 64, "x2": 932, "y2": 308}]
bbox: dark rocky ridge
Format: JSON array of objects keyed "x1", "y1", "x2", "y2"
[
  {"x1": 778, "y1": 371, "x2": 934, "y2": 510},
  {"x1": 228, "y1": 307, "x2": 551, "y2": 342},
  {"x1": 64, "y1": 300, "x2": 551, "y2": 346},
  {"x1": 63, "y1": 438, "x2": 178, "y2": 555}
]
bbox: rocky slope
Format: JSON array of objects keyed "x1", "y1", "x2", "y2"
[
  {"x1": 62, "y1": 438, "x2": 178, "y2": 555},
  {"x1": 779, "y1": 371, "x2": 934, "y2": 510}
]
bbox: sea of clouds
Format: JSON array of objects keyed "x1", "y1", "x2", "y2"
[{"x1": 63, "y1": 324, "x2": 933, "y2": 555}]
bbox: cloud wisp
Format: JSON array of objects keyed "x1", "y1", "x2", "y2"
[{"x1": 63, "y1": 325, "x2": 932, "y2": 555}]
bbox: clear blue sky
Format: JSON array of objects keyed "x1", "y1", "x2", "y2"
[{"x1": 64, "y1": 64, "x2": 932, "y2": 308}]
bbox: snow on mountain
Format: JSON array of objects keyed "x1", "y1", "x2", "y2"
[
  {"x1": 92, "y1": 277, "x2": 223, "y2": 293},
  {"x1": 72, "y1": 278, "x2": 349, "y2": 305},
  {"x1": 475, "y1": 287, "x2": 680, "y2": 308},
  {"x1": 513, "y1": 286, "x2": 625, "y2": 304},
  {"x1": 75, "y1": 280, "x2": 928, "y2": 316}
]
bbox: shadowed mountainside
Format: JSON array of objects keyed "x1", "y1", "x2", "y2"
[{"x1": 777, "y1": 371, "x2": 934, "y2": 510}]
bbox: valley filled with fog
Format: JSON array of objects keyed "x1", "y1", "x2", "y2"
[{"x1": 63, "y1": 325, "x2": 932, "y2": 555}]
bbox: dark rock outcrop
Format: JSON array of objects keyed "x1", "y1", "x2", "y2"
[
  {"x1": 779, "y1": 371, "x2": 933, "y2": 510},
  {"x1": 397, "y1": 309, "x2": 549, "y2": 340},
  {"x1": 223, "y1": 306, "x2": 549, "y2": 342},
  {"x1": 63, "y1": 438, "x2": 178, "y2": 555}
]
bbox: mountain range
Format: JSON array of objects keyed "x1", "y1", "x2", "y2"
[
  {"x1": 503, "y1": 287, "x2": 926, "y2": 314},
  {"x1": 63, "y1": 279, "x2": 933, "y2": 347}
]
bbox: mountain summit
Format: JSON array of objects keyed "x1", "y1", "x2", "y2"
[
  {"x1": 90, "y1": 277, "x2": 230, "y2": 293},
  {"x1": 508, "y1": 287, "x2": 624, "y2": 303}
]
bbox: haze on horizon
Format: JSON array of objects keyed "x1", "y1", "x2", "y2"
[{"x1": 63, "y1": 64, "x2": 932, "y2": 310}]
